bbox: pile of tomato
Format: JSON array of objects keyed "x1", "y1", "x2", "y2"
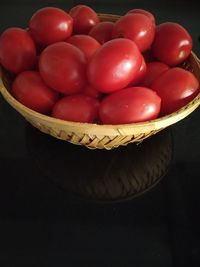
[{"x1": 0, "y1": 5, "x2": 199, "y2": 124}]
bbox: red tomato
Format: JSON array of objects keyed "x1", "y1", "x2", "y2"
[
  {"x1": 12, "y1": 71, "x2": 59, "y2": 114},
  {"x1": 52, "y1": 95, "x2": 99, "y2": 123},
  {"x1": 87, "y1": 38, "x2": 142, "y2": 93},
  {"x1": 129, "y1": 56, "x2": 147, "y2": 86},
  {"x1": 0, "y1": 28, "x2": 36, "y2": 73},
  {"x1": 88, "y1": 22, "x2": 115, "y2": 44},
  {"x1": 29, "y1": 7, "x2": 73, "y2": 47},
  {"x1": 140, "y1": 61, "x2": 169, "y2": 87},
  {"x1": 83, "y1": 85, "x2": 102, "y2": 98},
  {"x1": 151, "y1": 67, "x2": 199, "y2": 115},
  {"x1": 99, "y1": 87, "x2": 161, "y2": 124},
  {"x1": 69, "y1": 5, "x2": 100, "y2": 34},
  {"x1": 39, "y1": 42, "x2": 87, "y2": 94},
  {"x1": 127, "y1": 9, "x2": 155, "y2": 25},
  {"x1": 66, "y1": 35, "x2": 101, "y2": 60},
  {"x1": 152, "y1": 22, "x2": 192, "y2": 66},
  {"x1": 112, "y1": 14, "x2": 155, "y2": 52}
]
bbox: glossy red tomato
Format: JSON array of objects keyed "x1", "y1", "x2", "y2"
[
  {"x1": 12, "y1": 71, "x2": 59, "y2": 113},
  {"x1": 88, "y1": 21, "x2": 115, "y2": 44},
  {"x1": 151, "y1": 67, "x2": 199, "y2": 115},
  {"x1": 129, "y1": 56, "x2": 147, "y2": 86},
  {"x1": 127, "y1": 9, "x2": 155, "y2": 24},
  {"x1": 52, "y1": 95, "x2": 99, "y2": 123},
  {"x1": 39, "y1": 42, "x2": 87, "y2": 94},
  {"x1": 140, "y1": 61, "x2": 169, "y2": 87},
  {"x1": 66, "y1": 35, "x2": 101, "y2": 60},
  {"x1": 29, "y1": 7, "x2": 73, "y2": 47},
  {"x1": 0, "y1": 28, "x2": 36, "y2": 73},
  {"x1": 87, "y1": 38, "x2": 142, "y2": 93},
  {"x1": 152, "y1": 22, "x2": 192, "y2": 66},
  {"x1": 112, "y1": 14, "x2": 155, "y2": 52},
  {"x1": 99, "y1": 87, "x2": 161, "y2": 124},
  {"x1": 83, "y1": 85, "x2": 102, "y2": 98},
  {"x1": 69, "y1": 5, "x2": 100, "y2": 34}
]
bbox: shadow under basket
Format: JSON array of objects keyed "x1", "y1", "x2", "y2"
[{"x1": 0, "y1": 14, "x2": 200, "y2": 150}]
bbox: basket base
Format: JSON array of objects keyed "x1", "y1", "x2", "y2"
[{"x1": 26, "y1": 124, "x2": 172, "y2": 202}]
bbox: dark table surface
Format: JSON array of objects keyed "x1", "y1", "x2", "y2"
[{"x1": 0, "y1": 1, "x2": 200, "y2": 266}]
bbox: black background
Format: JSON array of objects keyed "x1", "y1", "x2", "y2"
[{"x1": 0, "y1": 1, "x2": 200, "y2": 266}]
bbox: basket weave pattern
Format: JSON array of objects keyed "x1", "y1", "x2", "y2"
[{"x1": 0, "y1": 14, "x2": 200, "y2": 150}]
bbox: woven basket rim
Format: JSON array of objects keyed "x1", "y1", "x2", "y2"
[{"x1": 0, "y1": 54, "x2": 200, "y2": 133}]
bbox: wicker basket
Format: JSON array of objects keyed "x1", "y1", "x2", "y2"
[{"x1": 0, "y1": 14, "x2": 200, "y2": 150}]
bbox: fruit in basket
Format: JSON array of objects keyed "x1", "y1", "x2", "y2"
[
  {"x1": 87, "y1": 38, "x2": 142, "y2": 93},
  {"x1": 12, "y1": 71, "x2": 59, "y2": 113},
  {"x1": 140, "y1": 61, "x2": 169, "y2": 87},
  {"x1": 152, "y1": 22, "x2": 192, "y2": 66},
  {"x1": 99, "y1": 87, "x2": 161, "y2": 124},
  {"x1": 151, "y1": 67, "x2": 199, "y2": 115},
  {"x1": 66, "y1": 34, "x2": 101, "y2": 60},
  {"x1": 88, "y1": 21, "x2": 115, "y2": 44},
  {"x1": 129, "y1": 56, "x2": 147, "y2": 85},
  {"x1": 0, "y1": 5, "x2": 199, "y2": 126},
  {"x1": 29, "y1": 7, "x2": 73, "y2": 47},
  {"x1": 69, "y1": 5, "x2": 100, "y2": 34},
  {"x1": 0, "y1": 28, "x2": 36, "y2": 73},
  {"x1": 52, "y1": 94, "x2": 99, "y2": 123},
  {"x1": 39, "y1": 42, "x2": 87, "y2": 94},
  {"x1": 112, "y1": 13, "x2": 155, "y2": 52},
  {"x1": 127, "y1": 9, "x2": 155, "y2": 25}
]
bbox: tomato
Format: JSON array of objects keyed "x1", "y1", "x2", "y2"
[
  {"x1": 129, "y1": 56, "x2": 147, "y2": 86},
  {"x1": 39, "y1": 42, "x2": 87, "y2": 94},
  {"x1": 0, "y1": 28, "x2": 36, "y2": 73},
  {"x1": 88, "y1": 22, "x2": 115, "y2": 44},
  {"x1": 12, "y1": 71, "x2": 59, "y2": 114},
  {"x1": 151, "y1": 67, "x2": 199, "y2": 115},
  {"x1": 66, "y1": 35, "x2": 101, "y2": 60},
  {"x1": 69, "y1": 5, "x2": 100, "y2": 34},
  {"x1": 52, "y1": 95, "x2": 99, "y2": 123},
  {"x1": 83, "y1": 85, "x2": 102, "y2": 98},
  {"x1": 140, "y1": 61, "x2": 169, "y2": 87},
  {"x1": 99, "y1": 87, "x2": 161, "y2": 124},
  {"x1": 112, "y1": 14, "x2": 155, "y2": 52},
  {"x1": 87, "y1": 38, "x2": 142, "y2": 93},
  {"x1": 152, "y1": 22, "x2": 192, "y2": 66},
  {"x1": 127, "y1": 9, "x2": 155, "y2": 25},
  {"x1": 29, "y1": 7, "x2": 73, "y2": 47}
]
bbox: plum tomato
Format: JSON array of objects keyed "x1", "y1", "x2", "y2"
[
  {"x1": 66, "y1": 34, "x2": 101, "y2": 60},
  {"x1": 99, "y1": 87, "x2": 161, "y2": 124},
  {"x1": 29, "y1": 7, "x2": 73, "y2": 47},
  {"x1": 127, "y1": 9, "x2": 155, "y2": 25},
  {"x1": 12, "y1": 71, "x2": 59, "y2": 114},
  {"x1": 152, "y1": 22, "x2": 192, "y2": 66},
  {"x1": 0, "y1": 27, "x2": 36, "y2": 73},
  {"x1": 52, "y1": 94, "x2": 99, "y2": 123},
  {"x1": 39, "y1": 42, "x2": 87, "y2": 95},
  {"x1": 140, "y1": 61, "x2": 169, "y2": 87},
  {"x1": 151, "y1": 67, "x2": 199, "y2": 115},
  {"x1": 129, "y1": 56, "x2": 147, "y2": 86},
  {"x1": 69, "y1": 5, "x2": 100, "y2": 34},
  {"x1": 87, "y1": 38, "x2": 142, "y2": 93},
  {"x1": 88, "y1": 21, "x2": 115, "y2": 44},
  {"x1": 112, "y1": 13, "x2": 155, "y2": 52}
]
